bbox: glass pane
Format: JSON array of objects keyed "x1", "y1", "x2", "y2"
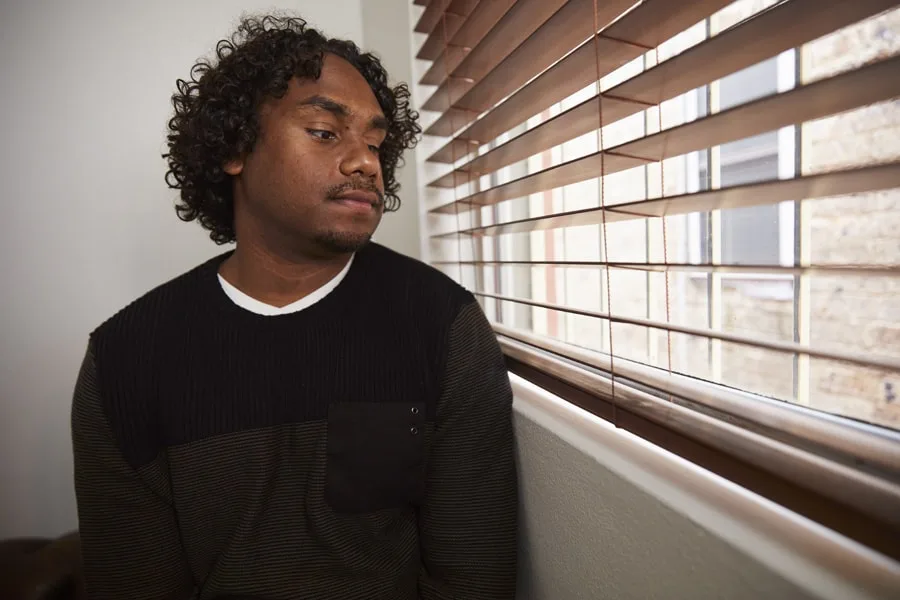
[
  {"x1": 720, "y1": 278, "x2": 796, "y2": 401},
  {"x1": 719, "y1": 57, "x2": 778, "y2": 109},
  {"x1": 721, "y1": 204, "x2": 780, "y2": 265},
  {"x1": 720, "y1": 341, "x2": 795, "y2": 401}
]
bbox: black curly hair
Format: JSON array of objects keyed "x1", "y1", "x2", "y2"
[{"x1": 163, "y1": 14, "x2": 421, "y2": 245}]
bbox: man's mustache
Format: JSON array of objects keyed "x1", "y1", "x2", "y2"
[{"x1": 325, "y1": 181, "x2": 385, "y2": 207}]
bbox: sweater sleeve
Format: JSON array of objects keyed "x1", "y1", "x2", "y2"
[
  {"x1": 71, "y1": 342, "x2": 195, "y2": 600},
  {"x1": 418, "y1": 299, "x2": 518, "y2": 600}
]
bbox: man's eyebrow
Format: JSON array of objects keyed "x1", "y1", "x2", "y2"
[
  {"x1": 370, "y1": 115, "x2": 389, "y2": 132},
  {"x1": 298, "y1": 94, "x2": 388, "y2": 132},
  {"x1": 297, "y1": 95, "x2": 350, "y2": 118}
]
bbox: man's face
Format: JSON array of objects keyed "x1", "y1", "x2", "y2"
[{"x1": 226, "y1": 53, "x2": 387, "y2": 255}]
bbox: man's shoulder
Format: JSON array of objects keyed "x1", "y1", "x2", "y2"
[
  {"x1": 361, "y1": 242, "x2": 474, "y2": 306},
  {"x1": 90, "y1": 252, "x2": 224, "y2": 345}
]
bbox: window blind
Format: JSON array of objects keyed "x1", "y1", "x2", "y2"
[{"x1": 411, "y1": 0, "x2": 900, "y2": 557}]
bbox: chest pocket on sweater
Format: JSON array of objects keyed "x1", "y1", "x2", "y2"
[{"x1": 326, "y1": 401, "x2": 426, "y2": 513}]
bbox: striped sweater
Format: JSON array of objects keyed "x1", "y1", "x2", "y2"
[{"x1": 71, "y1": 243, "x2": 518, "y2": 600}]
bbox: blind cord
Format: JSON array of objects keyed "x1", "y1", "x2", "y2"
[{"x1": 592, "y1": 0, "x2": 617, "y2": 424}]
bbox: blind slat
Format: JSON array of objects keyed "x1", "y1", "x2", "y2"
[
  {"x1": 495, "y1": 323, "x2": 900, "y2": 477},
  {"x1": 420, "y1": 47, "x2": 469, "y2": 87},
  {"x1": 427, "y1": 0, "x2": 732, "y2": 162},
  {"x1": 431, "y1": 55, "x2": 900, "y2": 212},
  {"x1": 417, "y1": 11, "x2": 466, "y2": 61},
  {"x1": 429, "y1": 93, "x2": 639, "y2": 188},
  {"x1": 499, "y1": 336, "x2": 900, "y2": 534},
  {"x1": 628, "y1": 58, "x2": 898, "y2": 163},
  {"x1": 430, "y1": 162, "x2": 900, "y2": 233},
  {"x1": 414, "y1": 0, "x2": 452, "y2": 35},
  {"x1": 430, "y1": 0, "x2": 847, "y2": 184},
  {"x1": 476, "y1": 291, "x2": 900, "y2": 373},
  {"x1": 422, "y1": 0, "x2": 634, "y2": 115},
  {"x1": 419, "y1": 0, "x2": 516, "y2": 86},
  {"x1": 426, "y1": 0, "x2": 896, "y2": 161},
  {"x1": 421, "y1": 0, "x2": 568, "y2": 113},
  {"x1": 434, "y1": 261, "x2": 900, "y2": 278}
]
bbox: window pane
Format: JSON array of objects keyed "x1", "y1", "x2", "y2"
[
  {"x1": 721, "y1": 204, "x2": 780, "y2": 266},
  {"x1": 720, "y1": 133, "x2": 778, "y2": 177},
  {"x1": 719, "y1": 57, "x2": 779, "y2": 109}
]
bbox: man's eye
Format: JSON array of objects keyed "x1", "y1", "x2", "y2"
[
  {"x1": 308, "y1": 129, "x2": 336, "y2": 140},
  {"x1": 369, "y1": 145, "x2": 381, "y2": 154}
]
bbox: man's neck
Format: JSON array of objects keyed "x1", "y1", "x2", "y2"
[{"x1": 219, "y1": 240, "x2": 352, "y2": 309}]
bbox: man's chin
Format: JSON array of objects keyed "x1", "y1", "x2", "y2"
[{"x1": 313, "y1": 230, "x2": 373, "y2": 254}]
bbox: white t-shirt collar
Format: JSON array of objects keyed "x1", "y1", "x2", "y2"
[{"x1": 217, "y1": 255, "x2": 353, "y2": 316}]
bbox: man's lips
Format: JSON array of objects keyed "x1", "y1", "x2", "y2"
[{"x1": 333, "y1": 190, "x2": 381, "y2": 206}]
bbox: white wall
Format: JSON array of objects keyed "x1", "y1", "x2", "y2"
[
  {"x1": 511, "y1": 375, "x2": 900, "y2": 599},
  {"x1": 361, "y1": 0, "x2": 422, "y2": 260},
  {"x1": 0, "y1": 0, "x2": 368, "y2": 538}
]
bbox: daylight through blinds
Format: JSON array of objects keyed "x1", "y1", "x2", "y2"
[{"x1": 415, "y1": 0, "x2": 900, "y2": 435}]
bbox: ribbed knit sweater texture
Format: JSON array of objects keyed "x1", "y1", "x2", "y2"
[{"x1": 71, "y1": 243, "x2": 518, "y2": 600}]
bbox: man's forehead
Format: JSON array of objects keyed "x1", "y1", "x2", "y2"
[{"x1": 295, "y1": 54, "x2": 382, "y2": 117}]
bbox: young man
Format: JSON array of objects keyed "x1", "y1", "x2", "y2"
[{"x1": 70, "y1": 15, "x2": 517, "y2": 600}]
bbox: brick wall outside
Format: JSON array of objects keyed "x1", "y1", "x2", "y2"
[{"x1": 802, "y1": 9, "x2": 900, "y2": 427}]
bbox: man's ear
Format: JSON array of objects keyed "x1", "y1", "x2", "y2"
[{"x1": 223, "y1": 157, "x2": 244, "y2": 176}]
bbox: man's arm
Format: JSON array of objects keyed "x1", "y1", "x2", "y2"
[
  {"x1": 71, "y1": 342, "x2": 194, "y2": 600},
  {"x1": 419, "y1": 299, "x2": 518, "y2": 600}
]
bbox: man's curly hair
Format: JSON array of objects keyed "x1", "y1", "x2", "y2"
[{"x1": 163, "y1": 15, "x2": 421, "y2": 244}]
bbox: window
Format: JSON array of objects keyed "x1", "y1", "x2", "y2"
[
  {"x1": 412, "y1": 0, "x2": 900, "y2": 557},
  {"x1": 690, "y1": 57, "x2": 785, "y2": 268},
  {"x1": 686, "y1": 54, "x2": 797, "y2": 300}
]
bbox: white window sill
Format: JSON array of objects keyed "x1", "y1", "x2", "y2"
[{"x1": 509, "y1": 372, "x2": 900, "y2": 599}]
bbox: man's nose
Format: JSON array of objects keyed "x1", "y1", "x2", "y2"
[{"x1": 339, "y1": 138, "x2": 380, "y2": 180}]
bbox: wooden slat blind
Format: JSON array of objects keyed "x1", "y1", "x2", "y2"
[
  {"x1": 410, "y1": 0, "x2": 900, "y2": 555},
  {"x1": 422, "y1": 0, "x2": 568, "y2": 115},
  {"x1": 416, "y1": 0, "x2": 480, "y2": 60},
  {"x1": 414, "y1": 0, "x2": 900, "y2": 406},
  {"x1": 419, "y1": 0, "x2": 516, "y2": 86},
  {"x1": 431, "y1": 55, "x2": 900, "y2": 209}
]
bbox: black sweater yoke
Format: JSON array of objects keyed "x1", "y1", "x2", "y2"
[{"x1": 71, "y1": 243, "x2": 518, "y2": 600}]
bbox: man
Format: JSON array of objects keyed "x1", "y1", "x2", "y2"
[{"x1": 70, "y1": 14, "x2": 517, "y2": 600}]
